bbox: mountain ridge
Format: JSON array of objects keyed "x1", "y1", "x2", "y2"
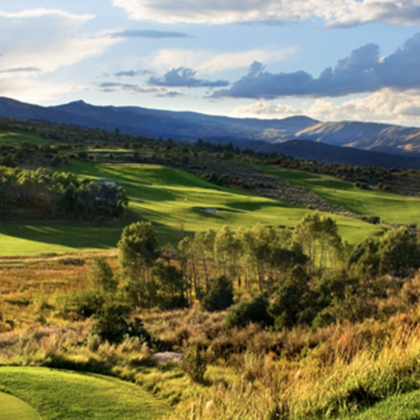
[{"x1": 1, "y1": 97, "x2": 420, "y2": 163}]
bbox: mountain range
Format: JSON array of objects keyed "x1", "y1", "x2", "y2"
[{"x1": 2, "y1": 96, "x2": 420, "y2": 169}]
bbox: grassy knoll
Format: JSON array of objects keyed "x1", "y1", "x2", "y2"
[
  {"x1": 0, "y1": 392, "x2": 40, "y2": 420},
  {"x1": 0, "y1": 131, "x2": 54, "y2": 146},
  {"x1": 0, "y1": 162, "x2": 383, "y2": 255},
  {"x1": 264, "y1": 166, "x2": 420, "y2": 226},
  {"x1": 0, "y1": 367, "x2": 168, "y2": 420}
]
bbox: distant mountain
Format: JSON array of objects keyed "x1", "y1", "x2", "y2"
[
  {"x1": 2, "y1": 97, "x2": 420, "y2": 168},
  {"x1": 296, "y1": 121, "x2": 420, "y2": 156},
  {"x1": 0, "y1": 97, "x2": 317, "y2": 143}
]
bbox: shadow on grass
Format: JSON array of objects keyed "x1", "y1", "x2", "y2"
[{"x1": 0, "y1": 210, "x2": 187, "y2": 253}]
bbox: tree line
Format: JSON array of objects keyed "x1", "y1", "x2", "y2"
[
  {"x1": 0, "y1": 165, "x2": 128, "y2": 222},
  {"x1": 74, "y1": 215, "x2": 420, "y2": 341}
]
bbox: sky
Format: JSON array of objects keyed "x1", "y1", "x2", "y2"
[{"x1": 2, "y1": 1, "x2": 420, "y2": 126}]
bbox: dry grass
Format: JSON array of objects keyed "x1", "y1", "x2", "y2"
[{"x1": 0, "y1": 250, "x2": 118, "y2": 326}]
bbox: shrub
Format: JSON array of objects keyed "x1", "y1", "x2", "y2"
[
  {"x1": 201, "y1": 275, "x2": 233, "y2": 312},
  {"x1": 225, "y1": 295, "x2": 273, "y2": 329},
  {"x1": 92, "y1": 302, "x2": 150, "y2": 344},
  {"x1": 182, "y1": 347, "x2": 207, "y2": 383}
]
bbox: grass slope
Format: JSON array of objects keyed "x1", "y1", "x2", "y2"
[
  {"x1": 0, "y1": 392, "x2": 40, "y2": 420},
  {"x1": 0, "y1": 131, "x2": 54, "y2": 146},
  {"x1": 0, "y1": 162, "x2": 383, "y2": 256},
  {"x1": 0, "y1": 367, "x2": 168, "y2": 420},
  {"x1": 336, "y1": 389, "x2": 420, "y2": 420},
  {"x1": 265, "y1": 167, "x2": 420, "y2": 226}
]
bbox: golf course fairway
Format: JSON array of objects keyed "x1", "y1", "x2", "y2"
[{"x1": 0, "y1": 367, "x2": 168, "y2": 420}]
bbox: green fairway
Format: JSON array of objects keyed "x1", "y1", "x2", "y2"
[
  {"x1": 0, "y1": 367, "x2": 168, "y2": 420},
  {"x1": 0, "y1": 131, "x2": 54, "y2": 146},
  {"x1": 0, "y1": 162, "x2": 384, "y2": 256},
  {"x1": 264, "y1": 167, "x2": 420, "y2": 226},
  {"x1": 0, "y1": 392, "x2": 40, "y2": 420}
]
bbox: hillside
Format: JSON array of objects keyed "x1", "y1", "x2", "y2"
[
  {"x1": 0, "y1": 162, "x2": 384, "y2": 256},
  {"x1": 0, "y1": 97, "x2": 317, "y2": 143},
  {"x1": 296, "y1": 121, "x2": 420, "y2": 156}
]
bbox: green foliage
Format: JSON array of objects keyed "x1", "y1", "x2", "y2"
[
  {"x1": 225, "y1": 295, "x2": 273, "y2": 329},
  {"x1": 87, "y1": 256, "x2": 117, "y2": 294},
  {"x1": 118, "y1": 221, "x2": 159, "y2": 307},
  {"x1": 201, "y1": 275, "x2": 233, "y2": 312},
  {"x1": 270, "y1": 265, "x2": 312, "y2": 329},
  {"x1": 0, "y1": 165, "x2": 127, "y2": 221},
  {"x1": 378, "y1": 227, "x2": 420, "y2": 276},
  {"x1": 59, "y1": 291, "x2": 105, "y2": 319},
  {"x1": 182, "y1": 347, "x2": 207, "y2": 383},
  {"x1": 92, "y1": 302, "x2": 150, "y2": 344},
  {"x1": 151, "y1": 262, "x2": 188, "y2": 309}
]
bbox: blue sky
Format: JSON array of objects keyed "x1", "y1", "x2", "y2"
[{"x1": 2, "y1": 1, "x2": 420, "y2": 126}]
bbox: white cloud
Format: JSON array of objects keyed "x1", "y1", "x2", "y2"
[
  {"x1": 0, "y1": 9, "x2": 118, "y2": 74},
  {"x1": 112, "y1": 0, "x2": 420, "y2": 26},
  {"x1": 0, "y1": 78, "x2": 81, "y2": 104},
  {"x1": 233, "y1": 89, "x2": 420, "y2": 126},
  {"x1": 148, "y1": 48, "x2": 297, "y2": 74}
]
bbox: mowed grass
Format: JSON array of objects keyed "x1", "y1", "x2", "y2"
[
  {"x1": 0, "y1": 131, "x2": 54, "y2": 146},
  {"x1": 0, "y1": 367, "x2": 168, "y2": 420},
  {"x1": 0, "y1": 162, "x2": 383, "y2": 256},
  {"x1": 0, "y1": 392, "x2": 41, "y2": 420},
  {"x1": 264, "y1": 166, "x2": 420, "y2": 226},
  {"x1": 336, "y1": 389, "x2": 420, "y2": 420}
]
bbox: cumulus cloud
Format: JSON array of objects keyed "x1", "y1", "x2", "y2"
[
  {"x1": 0, "y1": 9, "x2": 118, "y2": 74},
  {"x1": 112, "y1": 30, "x2": 190, "y2": 38},
  {"x1": 148, "y1": 67, "x2": 228, "y2": 88},
  {"x1": 149, "y1": 47, "x2": 296, "y2": 74},
  {"x1": 233, "y1": 89, "x2": 420, "y2": 126},
  {"x1": 111, "y1": 0, "x2": 420, "y2": 26},
  {"x1": 214, "y1": 33, "x2": 420, "y2": 99}
]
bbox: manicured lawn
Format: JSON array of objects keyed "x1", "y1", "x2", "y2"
[
  {"x1": 264, "y1": 167, "x2": 420, "y2": 226},
  {"x1": 0, "y1": 391, "x2": 40, "y2": 420},
  {"x1": 0, "y1": 367, "x2": 168, "y2": 420},
  {"x1": 0, "y1": 162, "x2": 384, "y2": 256},
  {"x1": 336, "y1": 389, "x2": 420, "y2": 420}
]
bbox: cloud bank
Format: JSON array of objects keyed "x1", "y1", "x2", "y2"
[
  {"x1": 112, "y1": 0, "x2": 420, "y2": 26},
  {"x1": 233, "y1": 88, "x2": 420, "y2": 126},
  {"x1": 0, "y1": 9, "x2": 118, "y2": 74},
  {"x1": 214, "y1": 33, "x2": 420, "y2": 99}
]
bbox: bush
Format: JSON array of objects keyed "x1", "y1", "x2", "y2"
[
  {"x1": 182, "y1": 347, "x2": 207, "y2": 383},
  {"x1": 201, "y1": 275, "x2": 233, "y2": 312},
  {"x1": 92, "y1": 302, "x2": 150, "y2": 344},
  {"x1": 225, "y1": 295, "x2": 273, "y2": 329}
]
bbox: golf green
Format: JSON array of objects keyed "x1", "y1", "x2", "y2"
[{"x1": 0, "y1": 392, "x2": 40, "y2": 420}]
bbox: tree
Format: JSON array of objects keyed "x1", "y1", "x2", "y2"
[
  {"x1": 378, "y1": 227, "x2": 420, "y2": 276},
  {"x1": 88, "y1": 256, "x2": 117, "y2": 294},
  {"x1": 118, "y1": 222, "x2": 159, "y2": 306},
  {"x1": 269, "y1": 265, "x2": 312, "y2": 329},
  {"x1": 201, "y1": 275, "x2": 233, "y2": 312},
  {"x1": 151, "y1": 262, "x2": 188, "y2": 309},
  {"x1": 225, "y1": 295, "x2": 273, "y2": 329}
]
